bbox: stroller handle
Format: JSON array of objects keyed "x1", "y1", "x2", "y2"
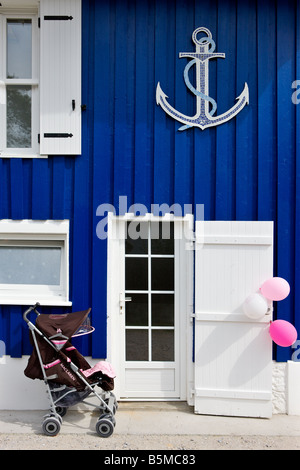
[{"x1": 23, "y1": 302, "x2": 41, "y2": 323}]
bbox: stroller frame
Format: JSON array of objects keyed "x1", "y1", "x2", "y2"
[{"x1": 23, "y1": 303, "x2": 117, "y2": 437}]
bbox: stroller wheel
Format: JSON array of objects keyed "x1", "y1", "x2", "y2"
[
  {"x1": 42, "y1": 416, "x2": 61, "y2": 436},
  {"x1": 99, "y1": 413, "x2": 116, "y2": 427},
  {"x1": 55, "y1": 406, "x2": 67, "y2": 417},
  {"x1": 95, "y1": 418, "x2": 114, "y2": 438}
]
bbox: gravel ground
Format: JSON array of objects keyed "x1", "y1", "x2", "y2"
[
  {"x1": 1, "y1": 404, "x2": 300, "y2": 451},
  {"x1": 0, "y1": 433, "x2": 300, "y2": 450}
]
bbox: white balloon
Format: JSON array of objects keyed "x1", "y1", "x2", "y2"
[{"x1": 243, "y1": 293, "x2": 269, "y2": 319}]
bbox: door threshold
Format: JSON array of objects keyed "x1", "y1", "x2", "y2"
[
  {"x1": 119, "y1": 398, "x2": 184, "y2": 402},
  {"x1": 117, "y1": 401, "x2": 192, "y2": 411}
]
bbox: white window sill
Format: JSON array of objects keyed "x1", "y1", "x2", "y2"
[{"x1": 0, "y1": 297, "x2": 72, "y2": 307}]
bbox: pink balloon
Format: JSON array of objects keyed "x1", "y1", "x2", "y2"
[
  {"x1": 260, "y1": 277, "x2": 290, "y2": 301},
  {"x1": 269, "y1": 320, "x2": 297, "y2": 347}
]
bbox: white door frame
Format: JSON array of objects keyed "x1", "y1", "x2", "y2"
[{"x1": 107, "y1": 212, "x2": 193, "y2": 401}]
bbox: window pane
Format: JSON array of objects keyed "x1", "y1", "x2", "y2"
[
  {"x1": 126, "y1": 294, "x2": 148, "y2": 327},
  {"x1": 151, "y1": 258, "x2": 174, "y2": 291},
  {"x1": 151, "y1": 222, "x2": 174, "y2": 255},
  {"x1": 126, "y1": 329, "x2": 148, "y2": 361},
  {"x1": 7, "y1": 19, "x2": 32, "y2": 79},
  {"x1": 125, "y1": 222, "x2": 148, "y2": 254},
  {"x1": 125, "y1": 257, "x2": 148, "y2": 290},
  {"x1": 7, "y1": 85, "x2": 32, "y2": 148},
  {"x1": 0, "y1": 246, "x2": 61, "y2": 285},
  {"x1": 152, "y1": 330, "x2": 174, "y2": 361},
  {"x1": 152, "y1": 294, "x2": 174, "y2": 326}
]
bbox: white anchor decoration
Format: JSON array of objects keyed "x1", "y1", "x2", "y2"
[{"x1": 156, "y1": 27, "x2": 249, "y2": 131}]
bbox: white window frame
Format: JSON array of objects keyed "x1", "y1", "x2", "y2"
[
  {"x1": 0, "y1": 6, "x2": 40, "y2": 158},
  {"x1": 0, "y1": 0, "x2": 82, "y2": 158},
  {"x1": 0, "y1": 219, "x2": 71, "y2": 306}
]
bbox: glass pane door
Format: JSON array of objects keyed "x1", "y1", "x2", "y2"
[
  {"x1": 125, "y1": 222, "x2": 175, "y2": 363},
  {"x1": 108, "y1": 215, "x2": 191, "y2": 400}
]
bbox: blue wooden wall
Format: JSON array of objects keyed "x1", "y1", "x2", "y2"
[{"x1": 0, "y1": 0, "x2": 299, "y2": 362}]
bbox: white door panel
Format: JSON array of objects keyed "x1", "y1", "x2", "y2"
[{"x1": 194, "y1": 221, "x2": 273, "y2": 418}]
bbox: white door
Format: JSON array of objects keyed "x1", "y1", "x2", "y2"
[
  {"x1": 107, "y1": 215, "x2": 192, "y2": 400},
  {"x1": 194, "y1": 221, "x2": 273, "y2": 418}
]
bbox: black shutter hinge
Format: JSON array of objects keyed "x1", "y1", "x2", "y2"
[
  {"x1": 38, "y1": 133, "x2": 40, "y2": 144},
  {"x1": 44, "y1": 133, "x2": 73, "y2": 138},
  {"x1": 44, "y1": 15, "x2": 73, "y2": 21},
  {"x1": 38, "y1": 17, "x2": 40, "y2": 28}
]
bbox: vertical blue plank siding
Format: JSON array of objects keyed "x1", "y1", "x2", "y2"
[
  {"x1": 295, "y1": 3, "x2": 300, "y2": 353},
  {"x1": 134, "y1": 0, "x2": 155, "y2": 209},
  {"x1": 0, "y1": 0, "x2": 300, "y2": 362},
  {"x1": 276, "y1": 0, "x2": 297, "y2": 361},
  {"x1": 91, "y1": 0, "x2": 114, "y2": 358},
  {"x1": 154, "y1": 0, "x2": 176, "y2": 208},
  {"x1": 257, "y1": 1, "x2": 277, "y2": 223},
  {"x1": 236, "y1": 0, "x2": 258, "y2": 221}
]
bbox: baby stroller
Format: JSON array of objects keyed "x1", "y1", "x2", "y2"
[{"x1": 23, "y1": 303, "x2": 117, "y2": 438}]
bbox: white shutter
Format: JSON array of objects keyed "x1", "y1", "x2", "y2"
[
  {"x1": 194, "y1": 221, "x2": 273, "y2": 418},
  {"x1": 39, "y1": 0, "x2": 81, "y2": 155}
]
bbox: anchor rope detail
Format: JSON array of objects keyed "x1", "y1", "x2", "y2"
[
  {"x1": 183, "y1": 59, "x2": 217, "y2": 116},
  {"x1": 156, "y1": 27, "x2": 249, "y2": 131}
]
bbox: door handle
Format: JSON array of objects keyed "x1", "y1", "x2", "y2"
[{"x1": 119, "y1": 294, "x2": 132, "y2": 314}]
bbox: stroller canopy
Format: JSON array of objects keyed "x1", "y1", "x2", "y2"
[{"x1": 35, "y1": 309, "x2": 92, "y2": 341}]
